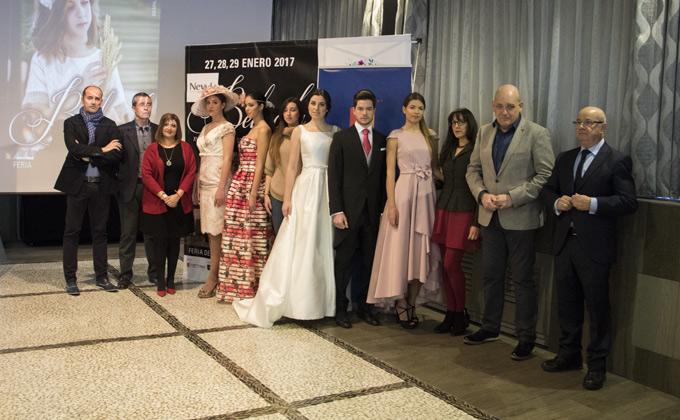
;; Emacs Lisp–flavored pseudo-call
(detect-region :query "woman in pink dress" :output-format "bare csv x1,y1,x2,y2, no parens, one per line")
367,92,441,329
217,91,273,302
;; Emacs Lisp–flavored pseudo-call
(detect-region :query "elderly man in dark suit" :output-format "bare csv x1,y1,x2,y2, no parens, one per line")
464,84,554,360
328,89,387,328
541,106,637,390
116,93,158,288
55,85,123,295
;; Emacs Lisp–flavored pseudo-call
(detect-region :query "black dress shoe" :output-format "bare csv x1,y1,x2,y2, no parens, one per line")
335,312,352,329
541,356,583,372
583,370,606,390
117,277,132,289
65,281,80,296
434,311,455,333
95,278,119,292
463,329,498,345
511,341,535,361
357,309,381,326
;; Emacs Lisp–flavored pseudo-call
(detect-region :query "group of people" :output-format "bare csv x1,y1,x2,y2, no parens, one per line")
55,82,637,392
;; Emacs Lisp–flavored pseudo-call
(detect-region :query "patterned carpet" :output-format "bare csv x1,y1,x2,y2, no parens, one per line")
0,260,496,419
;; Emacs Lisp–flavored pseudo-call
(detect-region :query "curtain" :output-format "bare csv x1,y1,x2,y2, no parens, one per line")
394,0,428,92
423,0,635,164
631,0,680,198
272,0,368,41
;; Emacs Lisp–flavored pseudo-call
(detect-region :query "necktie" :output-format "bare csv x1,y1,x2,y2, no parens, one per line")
139,126,149,133
362,128,371,158
574,149,590,185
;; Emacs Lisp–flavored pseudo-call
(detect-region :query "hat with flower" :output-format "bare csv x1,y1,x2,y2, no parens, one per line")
190,85,240,117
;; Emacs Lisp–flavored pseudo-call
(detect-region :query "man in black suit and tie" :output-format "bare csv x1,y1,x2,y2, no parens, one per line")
328,89,386,328
54,85,123,295
541,106,637,390
116,93,158,288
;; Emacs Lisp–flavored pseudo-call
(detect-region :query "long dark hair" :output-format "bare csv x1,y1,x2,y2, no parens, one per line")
246,91,275,130
402,92,437,166
439,108,478,167
306,88,332,115
268,97,302,167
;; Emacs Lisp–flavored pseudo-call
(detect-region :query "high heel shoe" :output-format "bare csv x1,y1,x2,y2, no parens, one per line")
394,302,418,329
166,288,176,295
157,290,166,297
197,283,217,298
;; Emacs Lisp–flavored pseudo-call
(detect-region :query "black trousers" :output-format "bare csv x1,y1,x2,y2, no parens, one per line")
334,207,378,313
480,213,538,343
555,234,611,372
63,182,111,282
118,181,157,281
146,235,181,291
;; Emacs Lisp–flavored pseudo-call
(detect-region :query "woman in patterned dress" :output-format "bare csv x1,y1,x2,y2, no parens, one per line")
192,86,239,298
217,92,274,302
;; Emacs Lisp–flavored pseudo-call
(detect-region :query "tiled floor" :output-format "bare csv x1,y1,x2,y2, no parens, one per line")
0,260,488,419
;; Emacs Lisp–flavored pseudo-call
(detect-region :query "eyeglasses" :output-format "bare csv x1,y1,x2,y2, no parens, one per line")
493,103,519,112
572,120,605,128
451,121,467,127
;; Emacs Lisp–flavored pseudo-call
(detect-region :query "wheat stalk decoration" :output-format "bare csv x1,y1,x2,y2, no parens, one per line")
99,14,122,89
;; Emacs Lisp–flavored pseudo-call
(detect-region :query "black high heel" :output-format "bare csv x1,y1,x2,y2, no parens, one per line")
407,304,420,328
394,302,418,329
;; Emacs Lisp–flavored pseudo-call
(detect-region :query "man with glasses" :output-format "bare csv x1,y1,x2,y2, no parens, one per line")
116,93,158,288
541,106,637,390
465,84,554,361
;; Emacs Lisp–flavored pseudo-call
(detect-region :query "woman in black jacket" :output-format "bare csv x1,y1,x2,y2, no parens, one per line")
432,108,480,335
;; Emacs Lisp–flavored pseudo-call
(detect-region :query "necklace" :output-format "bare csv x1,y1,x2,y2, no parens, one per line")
160,143,176,166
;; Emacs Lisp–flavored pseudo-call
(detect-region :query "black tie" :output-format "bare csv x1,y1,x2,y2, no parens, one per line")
574,149,590,186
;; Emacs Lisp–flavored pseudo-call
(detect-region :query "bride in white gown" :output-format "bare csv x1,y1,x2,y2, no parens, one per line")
234,90,338,328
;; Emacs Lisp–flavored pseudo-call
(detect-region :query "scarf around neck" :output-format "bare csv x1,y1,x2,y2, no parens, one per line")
79,107,104,145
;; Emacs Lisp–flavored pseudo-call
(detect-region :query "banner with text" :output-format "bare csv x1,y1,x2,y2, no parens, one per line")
317,35,412,135
182,40,317,281
185,40,318,143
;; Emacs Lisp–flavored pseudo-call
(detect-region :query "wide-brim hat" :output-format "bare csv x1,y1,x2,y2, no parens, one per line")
191,85,240,117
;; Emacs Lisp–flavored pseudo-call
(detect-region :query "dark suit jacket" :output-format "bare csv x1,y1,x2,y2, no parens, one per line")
328,126,387,246
54,113,122,195
437,142,477,213
117,120,159,202
542,141,638,264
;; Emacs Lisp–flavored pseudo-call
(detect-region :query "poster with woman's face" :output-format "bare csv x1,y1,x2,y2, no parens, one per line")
4,0,160,189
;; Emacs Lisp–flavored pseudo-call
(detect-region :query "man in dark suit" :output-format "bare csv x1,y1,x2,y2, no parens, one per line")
465,84,554,361
55,85,123,295
541,106,637,390
116,93,158,288
328,89,386,328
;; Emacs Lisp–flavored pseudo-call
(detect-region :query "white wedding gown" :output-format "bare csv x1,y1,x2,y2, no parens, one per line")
233,125,337,328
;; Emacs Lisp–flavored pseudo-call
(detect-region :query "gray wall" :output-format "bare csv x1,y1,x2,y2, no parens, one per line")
155,0,272,118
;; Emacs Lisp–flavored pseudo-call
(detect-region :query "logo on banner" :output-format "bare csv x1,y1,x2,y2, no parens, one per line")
349,57,376,66
186,73,220,102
